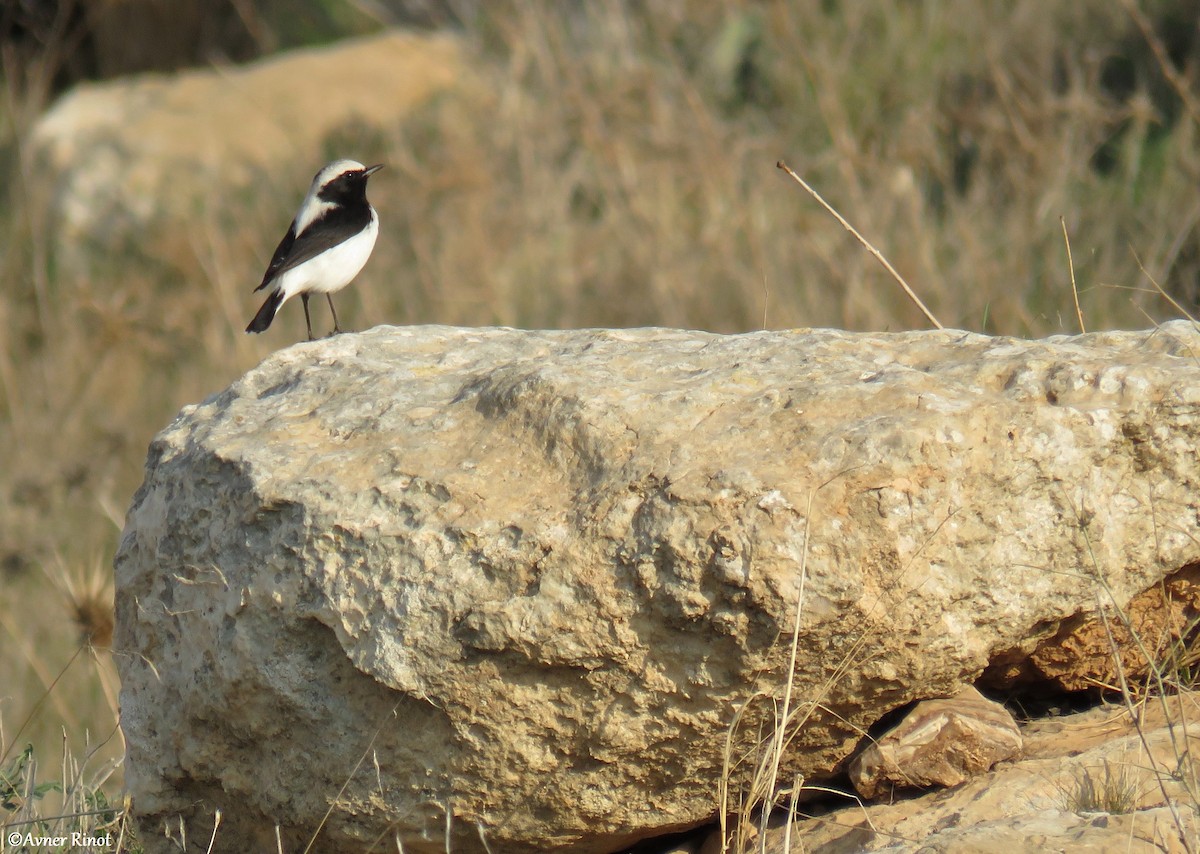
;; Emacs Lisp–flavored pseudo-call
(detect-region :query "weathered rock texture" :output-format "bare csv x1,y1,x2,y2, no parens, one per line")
848,686,1021,798
114,323,1200,853
31,30,465,268
757,693,1200,852
986,563,1200,692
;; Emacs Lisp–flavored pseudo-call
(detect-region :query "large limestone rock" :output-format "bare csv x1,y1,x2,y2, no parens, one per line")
114,322,1200,852
30,30,466,268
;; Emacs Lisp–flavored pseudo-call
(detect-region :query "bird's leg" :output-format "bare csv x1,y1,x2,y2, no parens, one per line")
327,294,342,336
302,294,314,341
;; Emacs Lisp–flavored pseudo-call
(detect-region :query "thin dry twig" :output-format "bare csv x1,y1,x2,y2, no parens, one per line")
1130,247,1199,324
204,809,223,854
303,703,402,854
1095,592,1194,852
776,160,943,329
1061,217,1085,333
1062,487,1197,850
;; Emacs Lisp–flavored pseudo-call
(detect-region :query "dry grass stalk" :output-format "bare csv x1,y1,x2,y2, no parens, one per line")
1061,217,1085,333
776,160,943,330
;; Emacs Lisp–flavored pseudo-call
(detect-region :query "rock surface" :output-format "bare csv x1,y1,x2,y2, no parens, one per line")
114,323,1200,852
986,563,1200,692
848,685,1022,799
31,29,465,269
756,694,1200,852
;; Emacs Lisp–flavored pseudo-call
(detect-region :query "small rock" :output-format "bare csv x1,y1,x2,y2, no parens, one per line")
849,686,1022,799
765,697,1199,852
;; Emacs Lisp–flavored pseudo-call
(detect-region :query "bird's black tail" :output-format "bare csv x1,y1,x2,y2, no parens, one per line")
246,289,284,333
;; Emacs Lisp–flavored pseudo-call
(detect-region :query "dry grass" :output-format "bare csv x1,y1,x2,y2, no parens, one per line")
1058,758,1143,815
2,0,1200,847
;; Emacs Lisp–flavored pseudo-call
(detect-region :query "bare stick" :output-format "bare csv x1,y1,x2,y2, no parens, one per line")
1061,217,1085,333
204,810,223,854
776,160,943,329
1131,247,1199,324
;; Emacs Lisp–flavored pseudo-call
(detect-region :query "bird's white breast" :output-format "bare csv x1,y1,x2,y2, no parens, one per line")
277,211,379,301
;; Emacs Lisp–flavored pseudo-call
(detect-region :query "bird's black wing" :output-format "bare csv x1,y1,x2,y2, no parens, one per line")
254,224,296,292
253,206,372,292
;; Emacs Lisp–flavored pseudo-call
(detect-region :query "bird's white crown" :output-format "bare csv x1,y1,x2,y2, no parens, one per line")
312,159,367,190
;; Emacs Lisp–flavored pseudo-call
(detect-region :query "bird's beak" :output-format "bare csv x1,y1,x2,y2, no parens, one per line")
363,164,384,177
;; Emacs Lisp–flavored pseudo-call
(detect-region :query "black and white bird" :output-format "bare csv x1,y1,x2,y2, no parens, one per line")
246,159,383,340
